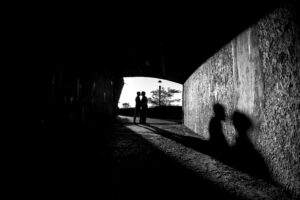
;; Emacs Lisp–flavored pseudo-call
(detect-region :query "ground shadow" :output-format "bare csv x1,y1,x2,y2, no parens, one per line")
138,108,271,182
33,117,247,199
26,119,114,198
139,123,244,179
109,123,244,200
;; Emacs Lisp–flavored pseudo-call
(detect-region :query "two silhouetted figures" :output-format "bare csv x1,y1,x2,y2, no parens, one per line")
133,91,148,124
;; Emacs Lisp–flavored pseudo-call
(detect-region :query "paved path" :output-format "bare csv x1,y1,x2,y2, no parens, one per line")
104,115,295,200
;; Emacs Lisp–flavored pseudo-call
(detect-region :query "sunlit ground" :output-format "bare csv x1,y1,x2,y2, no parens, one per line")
118,77,183,108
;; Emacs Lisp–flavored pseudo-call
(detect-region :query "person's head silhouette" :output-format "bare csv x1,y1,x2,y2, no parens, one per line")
213,103,225,120
142,91,146,96
232,111,252,135
137,91,141,96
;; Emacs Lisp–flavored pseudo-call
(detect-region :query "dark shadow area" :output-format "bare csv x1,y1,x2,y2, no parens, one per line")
25,116,245,199
22,116,115,198
27,105,271,199
108,123,245,200
230,111,271,180
138,124,228,165
208,103,229,157
138,111,271,183
207,104,270,180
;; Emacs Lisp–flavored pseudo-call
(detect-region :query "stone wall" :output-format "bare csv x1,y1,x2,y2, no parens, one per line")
183,4,299,196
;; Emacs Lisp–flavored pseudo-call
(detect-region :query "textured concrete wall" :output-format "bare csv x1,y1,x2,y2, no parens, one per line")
183,5,299,196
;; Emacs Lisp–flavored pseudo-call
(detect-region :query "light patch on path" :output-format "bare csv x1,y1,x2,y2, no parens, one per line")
115,115,295,200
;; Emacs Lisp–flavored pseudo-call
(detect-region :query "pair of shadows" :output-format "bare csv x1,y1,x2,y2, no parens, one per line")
209,104,270,180
139,104,271,182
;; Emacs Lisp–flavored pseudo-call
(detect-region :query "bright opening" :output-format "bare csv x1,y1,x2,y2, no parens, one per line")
118,77,183,108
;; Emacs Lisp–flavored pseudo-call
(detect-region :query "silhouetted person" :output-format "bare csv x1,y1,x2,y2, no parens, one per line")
140,91,148,124
208,103,228,156
231,111,270,180
133,92,141,124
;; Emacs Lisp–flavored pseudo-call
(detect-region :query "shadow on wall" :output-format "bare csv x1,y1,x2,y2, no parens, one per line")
208,104,270,180
230,111,269,179
208,104,228,157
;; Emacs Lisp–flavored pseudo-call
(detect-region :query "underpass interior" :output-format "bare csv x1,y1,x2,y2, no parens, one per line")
26,2,300,199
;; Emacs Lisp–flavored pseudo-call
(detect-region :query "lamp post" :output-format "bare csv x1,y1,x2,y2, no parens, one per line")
158,80,162,106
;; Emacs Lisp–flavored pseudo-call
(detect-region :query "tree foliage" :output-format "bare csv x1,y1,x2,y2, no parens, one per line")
149,87,181,106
